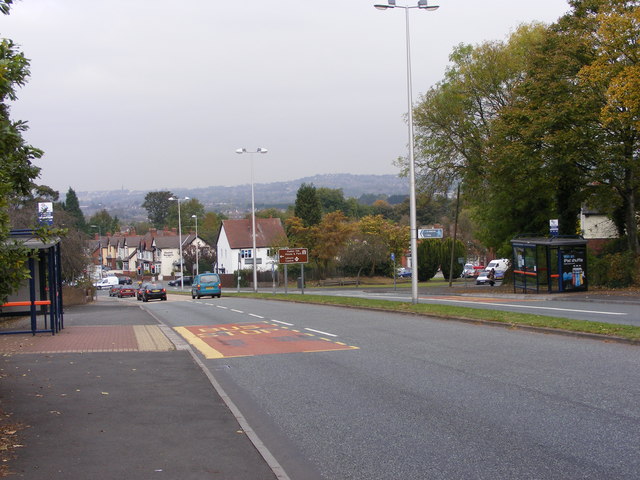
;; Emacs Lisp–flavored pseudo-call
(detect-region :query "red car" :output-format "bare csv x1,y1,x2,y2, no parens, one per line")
117,286,137,298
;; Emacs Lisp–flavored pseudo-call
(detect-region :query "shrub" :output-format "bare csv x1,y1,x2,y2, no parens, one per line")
589,252,640,288
417,240,440,281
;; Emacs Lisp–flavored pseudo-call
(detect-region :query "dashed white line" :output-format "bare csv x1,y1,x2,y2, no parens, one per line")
216,305,228,310
271,320,294,326
231,309,244,314
304,328,337,337
249,313,265,319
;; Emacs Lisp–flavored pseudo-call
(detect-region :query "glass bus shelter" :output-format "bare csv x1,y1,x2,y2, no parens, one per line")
510,235,588,294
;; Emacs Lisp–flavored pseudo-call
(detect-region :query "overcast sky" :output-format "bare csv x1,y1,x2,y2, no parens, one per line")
3,0,570,194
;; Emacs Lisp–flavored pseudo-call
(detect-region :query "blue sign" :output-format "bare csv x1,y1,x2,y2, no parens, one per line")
418,228,443,239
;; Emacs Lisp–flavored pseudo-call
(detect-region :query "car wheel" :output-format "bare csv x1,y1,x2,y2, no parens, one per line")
162,296,166,301
143,296,148,302
196,295,201,299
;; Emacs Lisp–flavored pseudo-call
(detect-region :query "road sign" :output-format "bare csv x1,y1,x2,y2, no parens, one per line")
278,248,309,264
418,228,443,239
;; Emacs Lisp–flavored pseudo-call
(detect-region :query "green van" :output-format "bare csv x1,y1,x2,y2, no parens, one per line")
191,272,222,299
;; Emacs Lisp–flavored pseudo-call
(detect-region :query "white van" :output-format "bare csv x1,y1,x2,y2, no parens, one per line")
476,258,510,285
93,276,119,290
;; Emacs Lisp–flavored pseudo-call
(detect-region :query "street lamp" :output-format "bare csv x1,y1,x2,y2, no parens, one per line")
168,196,190,289
374,0,439,304
235,147,268,293
90,224,103,277
191,214,199,277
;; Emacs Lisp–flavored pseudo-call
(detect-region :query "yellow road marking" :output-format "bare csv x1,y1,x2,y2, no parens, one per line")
174,326,224,359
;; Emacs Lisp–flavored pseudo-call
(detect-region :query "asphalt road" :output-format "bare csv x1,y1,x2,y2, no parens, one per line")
136,294,640,480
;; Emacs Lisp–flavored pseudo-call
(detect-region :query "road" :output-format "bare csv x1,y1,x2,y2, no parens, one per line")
131,293,640,480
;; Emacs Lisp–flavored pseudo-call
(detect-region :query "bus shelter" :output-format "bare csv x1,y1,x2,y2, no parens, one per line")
510,235,588,294
0,229,63,335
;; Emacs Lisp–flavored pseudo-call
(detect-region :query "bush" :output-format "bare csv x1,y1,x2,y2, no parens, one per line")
589,251,640,288
439,238,466,281
417,240,440,281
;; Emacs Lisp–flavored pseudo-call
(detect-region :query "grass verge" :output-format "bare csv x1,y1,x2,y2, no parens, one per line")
221,292,640,343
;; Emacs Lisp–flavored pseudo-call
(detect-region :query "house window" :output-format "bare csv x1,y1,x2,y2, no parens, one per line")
241,249,252,258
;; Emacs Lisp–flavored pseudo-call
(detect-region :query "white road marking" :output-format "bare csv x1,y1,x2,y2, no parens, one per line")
305,328,337,337
271,320,294,326
216,305,228,309
231,309,244,314
249,313,264,319
431,298,627,316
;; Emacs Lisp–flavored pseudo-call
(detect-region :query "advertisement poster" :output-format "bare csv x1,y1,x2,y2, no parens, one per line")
561,248,587,291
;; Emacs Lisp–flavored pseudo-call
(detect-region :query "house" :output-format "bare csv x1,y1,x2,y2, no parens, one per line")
216,218,287,274
580,206,618,253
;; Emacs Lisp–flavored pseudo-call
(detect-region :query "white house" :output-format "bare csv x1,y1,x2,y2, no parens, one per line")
216,218,286,274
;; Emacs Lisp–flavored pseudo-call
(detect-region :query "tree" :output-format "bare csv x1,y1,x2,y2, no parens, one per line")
142,191,174,228
0,7,45,303
88,209,119,236
439,238,466,282
199,211,225,247
316,187,348,214
61,187,86,230
310,211,354,278
417,240,440,282
166,198,205,231
294,183,322,227
574,0,640,253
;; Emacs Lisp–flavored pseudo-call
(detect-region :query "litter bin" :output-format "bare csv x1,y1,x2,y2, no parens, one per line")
297,277,305,288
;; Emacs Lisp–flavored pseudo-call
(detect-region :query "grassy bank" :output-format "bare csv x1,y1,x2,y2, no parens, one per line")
221,291,640,343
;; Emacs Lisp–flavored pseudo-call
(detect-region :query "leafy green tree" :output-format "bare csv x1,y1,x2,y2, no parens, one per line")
316,187,348,214
439,238,466,281
294,183,322,227
142,191,174,228
417,240,440,282
61,187,86,230
88,209,119,236
199,211,225,247
0,6,45,303
166,198,205,231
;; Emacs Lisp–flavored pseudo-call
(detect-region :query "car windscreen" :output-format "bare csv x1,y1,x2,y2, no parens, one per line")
199,274,219,283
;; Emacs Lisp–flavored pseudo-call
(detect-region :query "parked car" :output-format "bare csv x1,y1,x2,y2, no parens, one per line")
117,276,133,285
191,272,221,299
94,276,119,290
109,284,122,297
168,276,193,287
117,285,136,298
462,264,485,278
397,268,412,278
140,282,167,302
476,259,510,285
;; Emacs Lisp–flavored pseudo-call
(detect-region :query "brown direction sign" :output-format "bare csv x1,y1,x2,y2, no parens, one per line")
278,248,308,264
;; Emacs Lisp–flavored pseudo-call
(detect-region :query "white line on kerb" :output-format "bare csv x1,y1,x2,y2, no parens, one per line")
305,328,337,337
432,299,627,316
249,313,264,319
271,320,294,326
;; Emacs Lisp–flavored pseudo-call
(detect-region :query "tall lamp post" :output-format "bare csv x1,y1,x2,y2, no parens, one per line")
191,214,199,277
374,0,439,304
235,147,268,293
90,224,102,277
168,196,190,289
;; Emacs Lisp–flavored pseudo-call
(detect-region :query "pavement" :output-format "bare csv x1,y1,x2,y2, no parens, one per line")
0,299,279,480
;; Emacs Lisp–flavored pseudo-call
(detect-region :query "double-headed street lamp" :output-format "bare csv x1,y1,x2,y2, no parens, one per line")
191,214,199,277
235,147,268,293
374,0,439,304
168,196,190,288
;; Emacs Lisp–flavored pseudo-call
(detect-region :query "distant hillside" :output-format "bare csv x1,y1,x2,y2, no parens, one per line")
78,173,408,220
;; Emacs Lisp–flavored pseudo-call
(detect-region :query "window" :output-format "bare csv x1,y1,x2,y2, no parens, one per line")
241,249,252,258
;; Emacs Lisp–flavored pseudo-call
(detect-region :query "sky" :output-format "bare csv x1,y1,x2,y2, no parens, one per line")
2,0,571,194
